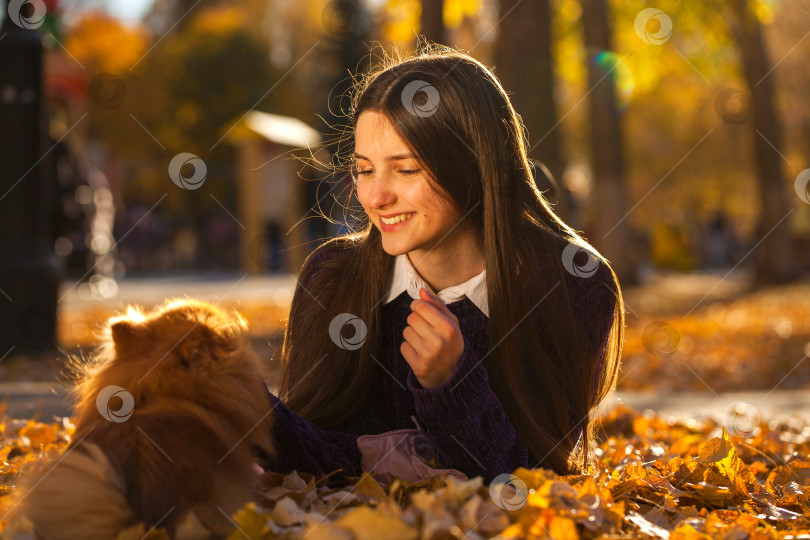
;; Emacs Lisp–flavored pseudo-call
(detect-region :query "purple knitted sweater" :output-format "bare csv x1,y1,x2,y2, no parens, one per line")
260,246,617,488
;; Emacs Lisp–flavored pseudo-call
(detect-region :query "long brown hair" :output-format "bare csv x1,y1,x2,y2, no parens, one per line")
278,43,624,475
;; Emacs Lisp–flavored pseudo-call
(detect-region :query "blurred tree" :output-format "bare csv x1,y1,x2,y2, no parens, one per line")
57,0,810,275
64,12,148,72
380,0,420,44
767,1,810,164
65,7,275,160
64,5,278,271
139,5,275,269
63,11,149,163
380,0,488,54
145,7,273,151
420,0,446,45
494,0,569,222
727,0,796,285
766,1,810,270
143,0,272,45
553,1,753,272
580,0,637,285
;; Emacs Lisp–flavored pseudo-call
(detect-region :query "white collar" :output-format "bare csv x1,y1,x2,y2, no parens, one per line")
382,253,489,317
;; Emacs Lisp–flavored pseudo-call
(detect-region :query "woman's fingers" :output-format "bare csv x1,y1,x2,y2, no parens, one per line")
411,292,456,340
418,288,455,319
402,324,425,352
400,339,418,363
406,309,434,340
401,334,433,382
402,288,465,388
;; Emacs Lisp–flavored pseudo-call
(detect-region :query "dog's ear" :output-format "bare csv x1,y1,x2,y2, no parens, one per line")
110,320,144,347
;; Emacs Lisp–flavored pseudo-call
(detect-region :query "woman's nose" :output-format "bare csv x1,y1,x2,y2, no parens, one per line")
367,174,396,208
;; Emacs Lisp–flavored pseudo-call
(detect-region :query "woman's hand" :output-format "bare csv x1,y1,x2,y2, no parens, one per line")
401,287,465,389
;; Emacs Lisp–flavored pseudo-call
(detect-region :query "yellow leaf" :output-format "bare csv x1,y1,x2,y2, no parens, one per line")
18,421,58,449
671,519,712,540
302,522,354,540
696,428,756,493
351,471,389,502
547,514,579,540
512,467,558,491
228,502,270,539
333,506,417,540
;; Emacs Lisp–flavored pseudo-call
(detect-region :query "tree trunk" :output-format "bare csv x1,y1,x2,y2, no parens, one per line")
728,0,796,285
579,0,638,285
420,0,446,46
494,0,570,223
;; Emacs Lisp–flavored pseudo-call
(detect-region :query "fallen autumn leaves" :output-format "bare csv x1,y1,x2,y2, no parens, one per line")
1,402,809,539
619,282,810,393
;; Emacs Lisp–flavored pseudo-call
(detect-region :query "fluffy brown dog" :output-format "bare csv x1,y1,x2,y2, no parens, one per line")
12,298,276,539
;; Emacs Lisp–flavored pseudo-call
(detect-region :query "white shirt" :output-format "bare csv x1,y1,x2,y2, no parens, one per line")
382,253,489,317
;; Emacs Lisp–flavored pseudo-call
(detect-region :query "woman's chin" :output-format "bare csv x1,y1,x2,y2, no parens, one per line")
382,246,407,257
380,239,409,257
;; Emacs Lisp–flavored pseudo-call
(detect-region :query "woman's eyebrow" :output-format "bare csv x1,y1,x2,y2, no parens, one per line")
353,152,415,161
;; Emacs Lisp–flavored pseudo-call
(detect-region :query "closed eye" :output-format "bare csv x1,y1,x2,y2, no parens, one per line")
356,169,420,176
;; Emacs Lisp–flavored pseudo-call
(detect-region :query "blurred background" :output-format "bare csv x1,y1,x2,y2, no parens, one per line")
1,0,809,420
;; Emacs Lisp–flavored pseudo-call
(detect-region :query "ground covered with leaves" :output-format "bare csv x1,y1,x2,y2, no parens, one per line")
1,402,810,539
619,280,810,393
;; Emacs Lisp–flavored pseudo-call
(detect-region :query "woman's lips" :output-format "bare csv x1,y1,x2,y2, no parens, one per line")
380,213,414,232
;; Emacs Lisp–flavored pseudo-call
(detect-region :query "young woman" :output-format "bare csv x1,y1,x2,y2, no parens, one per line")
261,44,624,488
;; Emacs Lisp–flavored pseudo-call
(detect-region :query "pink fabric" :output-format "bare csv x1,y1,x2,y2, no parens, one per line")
356,415,468,487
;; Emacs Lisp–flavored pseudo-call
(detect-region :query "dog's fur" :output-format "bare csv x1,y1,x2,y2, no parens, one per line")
12,298,275,539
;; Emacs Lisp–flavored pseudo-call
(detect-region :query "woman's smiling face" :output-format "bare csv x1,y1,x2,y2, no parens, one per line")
353,110,462,257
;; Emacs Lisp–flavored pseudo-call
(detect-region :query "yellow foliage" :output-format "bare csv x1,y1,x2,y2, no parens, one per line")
752,0,776,24
189,6,247,36
63,12,148,73
382,0,421,44
444,0,483,30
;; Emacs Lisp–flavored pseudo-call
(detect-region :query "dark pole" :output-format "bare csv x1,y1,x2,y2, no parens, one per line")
420,0,446,46
0,0,60,354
